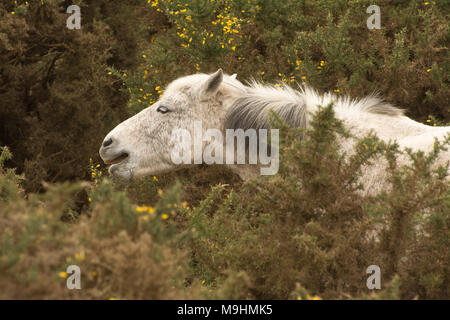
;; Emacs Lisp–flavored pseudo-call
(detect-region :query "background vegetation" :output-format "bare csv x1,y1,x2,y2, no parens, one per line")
0,0,448,299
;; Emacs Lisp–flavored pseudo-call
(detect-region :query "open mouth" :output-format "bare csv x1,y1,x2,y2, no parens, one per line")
104,152,129,165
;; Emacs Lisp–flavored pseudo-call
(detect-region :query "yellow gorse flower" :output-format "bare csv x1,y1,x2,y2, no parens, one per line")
136,206,147,212
136,205,155,214
75,251,85,261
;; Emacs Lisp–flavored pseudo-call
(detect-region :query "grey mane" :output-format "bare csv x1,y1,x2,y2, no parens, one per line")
357,95,405,116
224,81,404,131
224,83,307,131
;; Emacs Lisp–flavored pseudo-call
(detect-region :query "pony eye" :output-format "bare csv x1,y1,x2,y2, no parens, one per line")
156,105,170,114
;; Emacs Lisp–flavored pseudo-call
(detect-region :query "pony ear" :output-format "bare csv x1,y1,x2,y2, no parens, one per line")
230,73,237,79
202,69,223,96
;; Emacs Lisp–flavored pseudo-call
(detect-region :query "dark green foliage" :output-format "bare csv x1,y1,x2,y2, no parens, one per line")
0,0,153,191
183,105,449,299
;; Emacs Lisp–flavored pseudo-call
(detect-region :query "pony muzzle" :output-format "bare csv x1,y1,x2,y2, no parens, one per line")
103,152,129,165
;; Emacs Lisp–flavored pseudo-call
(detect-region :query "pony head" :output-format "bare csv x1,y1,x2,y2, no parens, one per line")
99,69,245,181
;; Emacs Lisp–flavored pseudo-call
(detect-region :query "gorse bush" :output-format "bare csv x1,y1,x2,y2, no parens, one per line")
1,104,448,299
0,147,23,204
183,105,447,299
128,0,449,119
0,146,196,299
0,0,159,191
0,1,127,191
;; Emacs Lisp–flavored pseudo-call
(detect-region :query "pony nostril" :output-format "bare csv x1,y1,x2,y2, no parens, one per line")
103,138,113,148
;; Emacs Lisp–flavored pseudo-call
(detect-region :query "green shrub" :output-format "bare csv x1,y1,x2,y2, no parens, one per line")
1,100,448,299
123,0,449,121
0,148,196,299
181,105,449,299
0,0,156,191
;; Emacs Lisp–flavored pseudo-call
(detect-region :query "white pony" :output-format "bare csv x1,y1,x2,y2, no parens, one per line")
99,69,449,195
